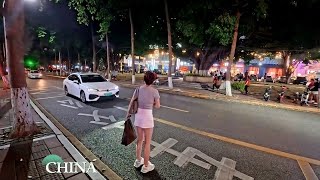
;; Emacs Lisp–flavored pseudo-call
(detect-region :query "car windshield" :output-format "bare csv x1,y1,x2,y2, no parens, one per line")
80,75,106,83
31,70,39,73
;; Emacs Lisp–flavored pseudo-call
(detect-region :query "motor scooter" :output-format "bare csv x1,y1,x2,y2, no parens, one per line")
300,88,311,106
263,86,272,101
153,78,160,86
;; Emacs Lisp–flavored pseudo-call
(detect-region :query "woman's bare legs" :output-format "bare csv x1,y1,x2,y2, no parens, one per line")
136,127,144,161
143,128,153,166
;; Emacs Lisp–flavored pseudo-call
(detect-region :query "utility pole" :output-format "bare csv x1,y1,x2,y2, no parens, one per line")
129,8,135,84
59,51,61,76
164,0,173,88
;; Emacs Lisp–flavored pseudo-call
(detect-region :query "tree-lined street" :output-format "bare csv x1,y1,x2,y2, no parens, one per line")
25,75,320,179
0,0,320,179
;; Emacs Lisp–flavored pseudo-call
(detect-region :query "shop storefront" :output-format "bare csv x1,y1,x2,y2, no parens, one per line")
246,58,284,78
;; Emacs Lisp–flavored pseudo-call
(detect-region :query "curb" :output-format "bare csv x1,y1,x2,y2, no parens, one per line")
29,95,122,180
119,83,320,114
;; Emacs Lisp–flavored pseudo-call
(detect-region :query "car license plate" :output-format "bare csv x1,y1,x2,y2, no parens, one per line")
104,92,112,96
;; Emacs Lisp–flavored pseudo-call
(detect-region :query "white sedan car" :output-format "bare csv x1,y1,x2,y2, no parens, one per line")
63,73,119,103
28,70,43,79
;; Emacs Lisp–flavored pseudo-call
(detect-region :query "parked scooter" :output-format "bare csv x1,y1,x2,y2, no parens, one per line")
277,86,287,103
300,88,311,106
263,86,272,101
153,78,160,86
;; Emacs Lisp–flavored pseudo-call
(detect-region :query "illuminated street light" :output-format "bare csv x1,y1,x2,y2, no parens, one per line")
182,49,186,53
196,52,200,56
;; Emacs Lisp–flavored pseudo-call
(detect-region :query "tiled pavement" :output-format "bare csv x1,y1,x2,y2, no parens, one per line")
0,91,92,180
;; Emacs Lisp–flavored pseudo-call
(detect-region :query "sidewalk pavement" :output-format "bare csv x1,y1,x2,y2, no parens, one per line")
0,91,106,179
117,81,320,114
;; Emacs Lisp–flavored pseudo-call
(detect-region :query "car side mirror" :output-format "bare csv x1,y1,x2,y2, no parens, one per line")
73,80,80,84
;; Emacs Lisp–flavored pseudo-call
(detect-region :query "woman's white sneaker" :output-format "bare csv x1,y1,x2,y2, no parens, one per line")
141,162,155,173
134,158,144,168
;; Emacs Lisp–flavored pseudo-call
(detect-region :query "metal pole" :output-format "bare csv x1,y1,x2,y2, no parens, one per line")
318,87,320,108
85,59,87,72
59,51,61,76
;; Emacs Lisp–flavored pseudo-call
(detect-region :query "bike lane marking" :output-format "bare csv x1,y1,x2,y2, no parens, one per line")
35,95,65,100
154,118,320,166
113,105,319,179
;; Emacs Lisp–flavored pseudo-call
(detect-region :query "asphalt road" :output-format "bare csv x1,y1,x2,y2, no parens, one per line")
26,76,320,180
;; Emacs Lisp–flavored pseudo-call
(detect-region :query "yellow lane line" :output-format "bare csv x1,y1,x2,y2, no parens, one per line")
154,118,320,166
298,160,319,180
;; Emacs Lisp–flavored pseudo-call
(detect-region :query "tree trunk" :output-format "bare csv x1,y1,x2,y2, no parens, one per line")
129,8,135,84
173,57,177,73
0,46,9,89
226,10,241,96
3,0,38,138
164,0,173,88
105,33,111,80
91,23,97,72
282,51,291,84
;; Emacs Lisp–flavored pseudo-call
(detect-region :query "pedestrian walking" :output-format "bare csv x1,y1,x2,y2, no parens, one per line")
245,78,250,95
127,71,160,173
263,73,267,83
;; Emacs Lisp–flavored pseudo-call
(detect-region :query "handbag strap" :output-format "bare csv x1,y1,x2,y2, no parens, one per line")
135,87,140,99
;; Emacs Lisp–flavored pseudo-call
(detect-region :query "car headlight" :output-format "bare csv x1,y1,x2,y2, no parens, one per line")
115,86,119,90
88,88,99,92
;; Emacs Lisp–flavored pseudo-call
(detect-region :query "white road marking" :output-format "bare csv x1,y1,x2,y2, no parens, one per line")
75,101,83,108
114,106,127,111
150,138,211,170
298,160,319,180
150,138,254,180
215,157,237,180
31,91,50,95
102,121,125,130
53,86,63,90
78,110,115,122
60,104,78,109
90,121,109,125
57,99,74,105
35,95,65,100
57,99,83,109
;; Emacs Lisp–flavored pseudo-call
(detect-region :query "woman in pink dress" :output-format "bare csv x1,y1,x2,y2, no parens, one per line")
127,71,160,173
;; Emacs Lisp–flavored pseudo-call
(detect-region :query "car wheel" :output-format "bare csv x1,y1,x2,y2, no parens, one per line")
64,86,69,96
80,91,86,103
